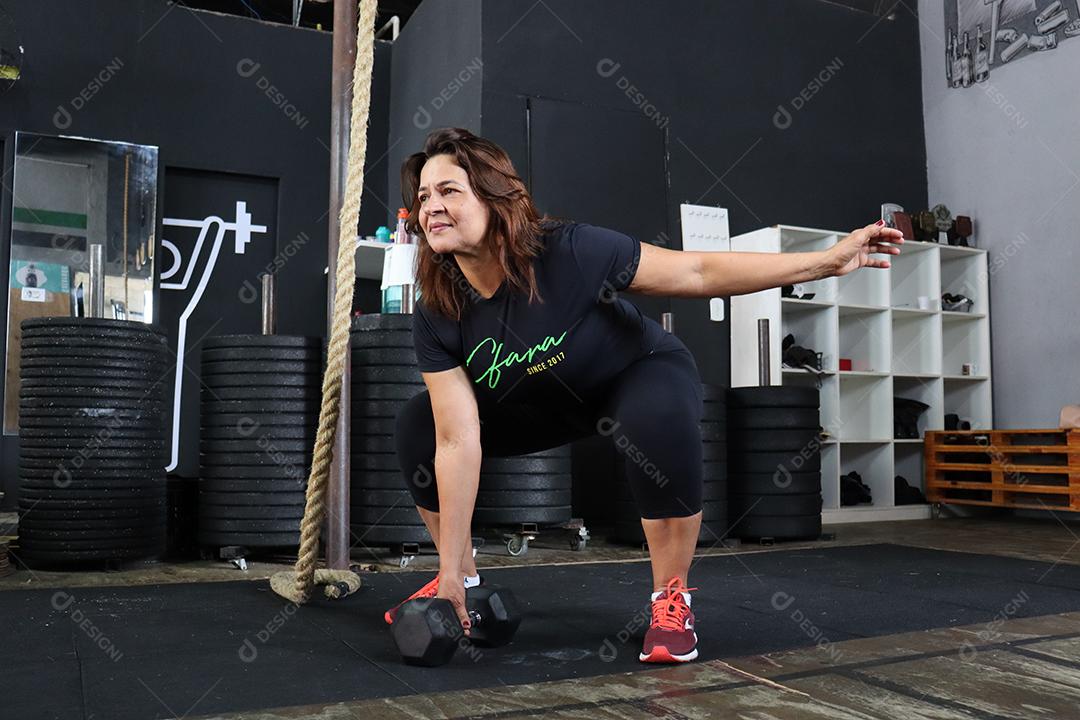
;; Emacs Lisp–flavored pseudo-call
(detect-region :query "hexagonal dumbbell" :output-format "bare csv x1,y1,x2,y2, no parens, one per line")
391,585,522,666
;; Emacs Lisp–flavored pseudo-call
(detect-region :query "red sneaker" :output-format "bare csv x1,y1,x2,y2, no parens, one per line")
639,577,698,663
384,575,440,625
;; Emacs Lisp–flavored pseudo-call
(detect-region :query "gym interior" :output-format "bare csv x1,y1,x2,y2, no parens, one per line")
2,0,1080,718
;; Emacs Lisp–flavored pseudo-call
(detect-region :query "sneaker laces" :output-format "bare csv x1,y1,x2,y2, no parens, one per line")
650,577,698,632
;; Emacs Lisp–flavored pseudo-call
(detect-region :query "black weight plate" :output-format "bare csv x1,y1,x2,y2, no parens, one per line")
19,457,165,471
349,471,412,490
19,424,165,438
199,482,307,496
201,424,316,439
702,384,725,401
18,378,168,392
474,489,572,507
198,518,301,532
350,401,411,418
729,408,819,430
347,525,432,547
702,444,727,461
19,368,166,384
728,472,822,495
350,314,413,332
350,384,426,401
200,440,312,454
480,456,573,473
17,539,166,554
19,450,166,464
201,335,320,349
350,349,417,366
728,387,820,409
478,472,573,490
199,490,307,506
18,407,164,421
729,493,822,517
350,367,423,384
18,486,166,500
200,372,321,388
18,506,165,521
729,451,821,474
196,531,300,547
18,516,164,532
348,330,414,348
700,422,724,442
200,465,308,480
350,506,424,525
729,430,820,452
352,436,396,453
198,504,303,520
200,413,319,427
472,506,572,525
351,489,413,505
18,357,165,373
19,438,168,452
19,346,166,363
17,494,166,508
202,387,316,402
21,316,165,332
17,525,166,540
200,452,310,466
20,332,166,348
701,404,725,422
200,351,321,367
201,360,322,375
201,400,321,414
727,514,822,540
19,401,167,416
354,419,399,436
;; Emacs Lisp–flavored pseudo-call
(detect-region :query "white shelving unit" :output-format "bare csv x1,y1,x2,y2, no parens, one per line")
730,225,992,524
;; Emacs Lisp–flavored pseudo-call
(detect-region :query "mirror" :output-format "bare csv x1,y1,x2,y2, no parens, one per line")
4,131,160,433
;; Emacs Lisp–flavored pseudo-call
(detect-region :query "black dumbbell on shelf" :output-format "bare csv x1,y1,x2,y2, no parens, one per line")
391,585,522,666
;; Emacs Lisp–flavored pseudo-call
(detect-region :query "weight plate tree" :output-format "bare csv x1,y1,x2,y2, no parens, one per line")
197,335,321,549
726,386,823,540
17,318,170,566
613,384,729,545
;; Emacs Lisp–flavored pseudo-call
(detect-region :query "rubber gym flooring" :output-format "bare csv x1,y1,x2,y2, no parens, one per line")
6,542,1080,720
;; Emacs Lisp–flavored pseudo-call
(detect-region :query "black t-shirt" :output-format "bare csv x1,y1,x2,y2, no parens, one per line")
413,222,676,409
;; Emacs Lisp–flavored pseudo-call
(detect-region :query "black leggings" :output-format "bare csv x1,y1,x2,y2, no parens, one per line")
395,347,704,519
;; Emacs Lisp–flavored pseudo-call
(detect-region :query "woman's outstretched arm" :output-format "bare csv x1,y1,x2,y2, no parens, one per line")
630,221,904,298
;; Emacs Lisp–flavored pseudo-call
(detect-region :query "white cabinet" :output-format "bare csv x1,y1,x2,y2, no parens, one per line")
730,225,992,524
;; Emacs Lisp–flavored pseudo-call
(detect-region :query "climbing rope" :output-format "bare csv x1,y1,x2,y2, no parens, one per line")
270,0,377,604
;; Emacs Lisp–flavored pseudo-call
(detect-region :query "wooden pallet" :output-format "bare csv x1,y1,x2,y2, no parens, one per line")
925,429,1080,511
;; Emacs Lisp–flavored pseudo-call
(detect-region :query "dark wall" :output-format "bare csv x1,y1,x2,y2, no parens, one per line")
386,0,483,210
0,0,391,505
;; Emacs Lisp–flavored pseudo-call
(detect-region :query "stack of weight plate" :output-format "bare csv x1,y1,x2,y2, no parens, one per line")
474,447,572,527
17,317,169,566
727,386,823,540
614,384,728,545
350,314,432,546
198,335,321,550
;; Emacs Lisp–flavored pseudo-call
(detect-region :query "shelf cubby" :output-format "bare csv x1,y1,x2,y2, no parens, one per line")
838,306,890,373
893,312,942,376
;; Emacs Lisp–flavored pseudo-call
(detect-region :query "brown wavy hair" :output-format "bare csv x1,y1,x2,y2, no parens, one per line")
400,127,563,320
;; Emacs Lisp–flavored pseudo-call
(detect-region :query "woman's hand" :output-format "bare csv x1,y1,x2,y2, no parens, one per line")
827,221,904,278
437,569,471,637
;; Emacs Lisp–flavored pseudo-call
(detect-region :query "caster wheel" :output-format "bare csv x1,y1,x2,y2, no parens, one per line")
507,536,528,556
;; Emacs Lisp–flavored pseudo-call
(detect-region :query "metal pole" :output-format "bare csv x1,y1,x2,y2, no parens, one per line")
757,318,771,387
261,274,275,335
88,244,105,318
325,0,356,570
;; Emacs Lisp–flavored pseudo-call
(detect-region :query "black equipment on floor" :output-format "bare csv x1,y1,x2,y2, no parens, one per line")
197,335,322,549
16,317,170,565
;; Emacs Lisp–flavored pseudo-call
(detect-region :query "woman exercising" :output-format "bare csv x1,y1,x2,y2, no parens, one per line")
386,127,903,663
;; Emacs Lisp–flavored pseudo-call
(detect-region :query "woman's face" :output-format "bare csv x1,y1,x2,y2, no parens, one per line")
417,153,490,256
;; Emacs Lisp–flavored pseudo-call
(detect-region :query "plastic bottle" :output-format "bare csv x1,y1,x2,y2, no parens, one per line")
375,225,391,243
381,208,410,313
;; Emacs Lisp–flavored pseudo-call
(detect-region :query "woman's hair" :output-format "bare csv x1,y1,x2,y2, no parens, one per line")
400,127,562,320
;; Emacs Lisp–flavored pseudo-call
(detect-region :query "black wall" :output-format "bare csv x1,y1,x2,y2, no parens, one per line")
0,0,391,505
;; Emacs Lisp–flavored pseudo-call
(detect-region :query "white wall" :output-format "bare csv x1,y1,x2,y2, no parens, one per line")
919,0,1080,428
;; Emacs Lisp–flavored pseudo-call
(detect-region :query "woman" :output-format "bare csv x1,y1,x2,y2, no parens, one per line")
387,127,902,664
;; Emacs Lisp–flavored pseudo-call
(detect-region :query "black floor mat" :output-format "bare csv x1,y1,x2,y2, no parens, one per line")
5,543,1080,720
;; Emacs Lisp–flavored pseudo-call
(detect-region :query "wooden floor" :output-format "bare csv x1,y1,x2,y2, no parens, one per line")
4,513,1080,718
